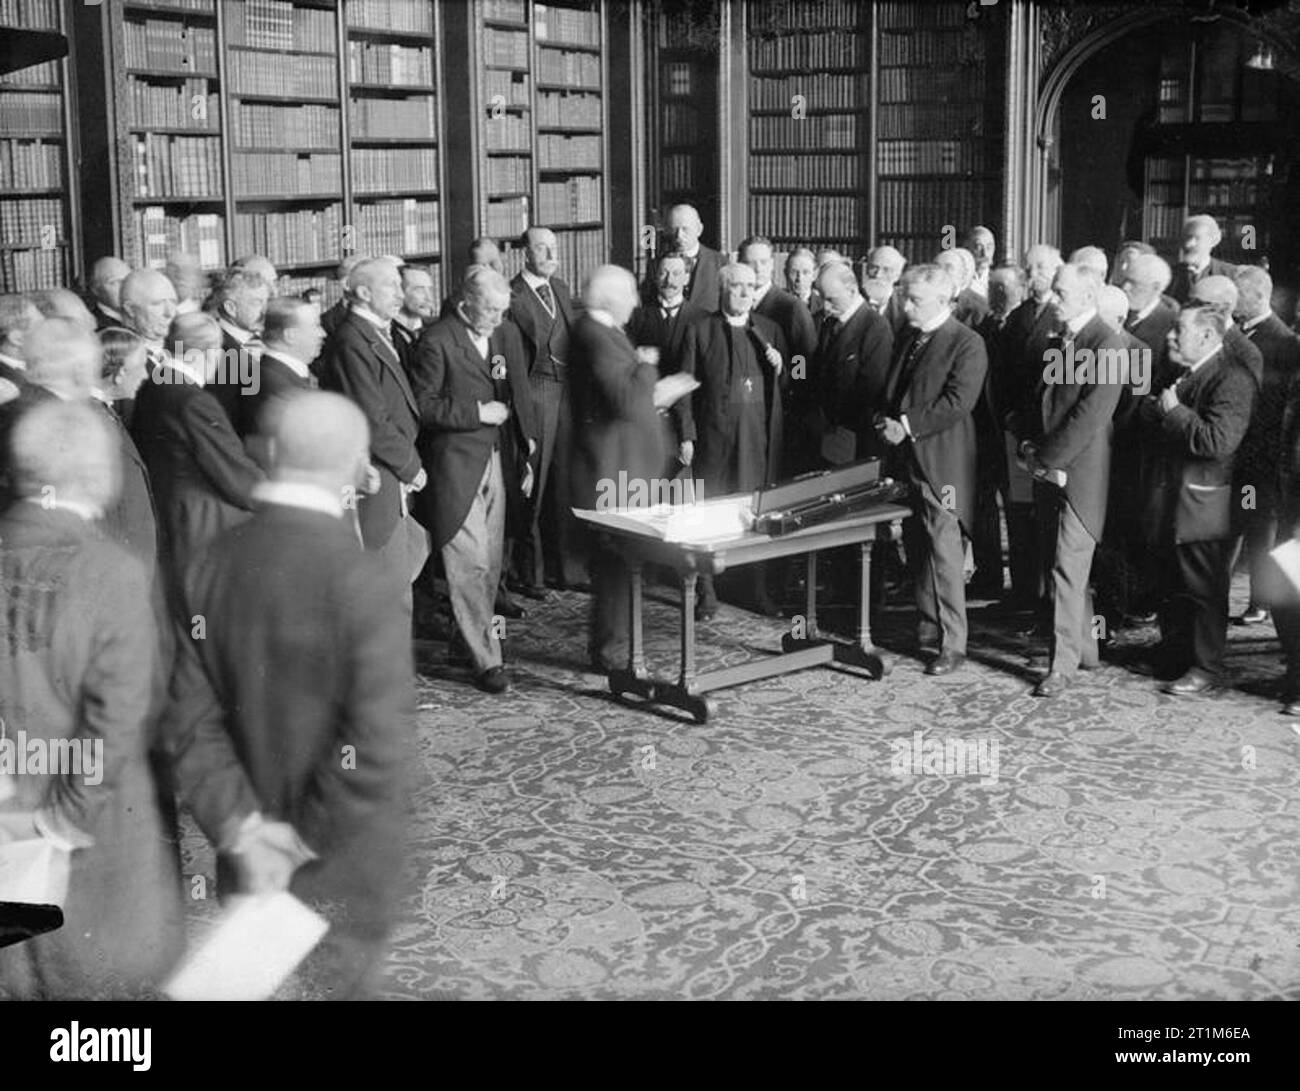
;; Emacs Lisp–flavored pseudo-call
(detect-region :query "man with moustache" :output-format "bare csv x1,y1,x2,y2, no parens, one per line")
234,296,325,457
742,235,816,368
875,264,988,674
965,226,996,299
1121,252,1178,388
935,248,989,330
1016,264,1125,697
661,204,725,314
392,264,437,374
1168,214,1236,305
784,247,821,315
864,245,908,335
206,268,269,422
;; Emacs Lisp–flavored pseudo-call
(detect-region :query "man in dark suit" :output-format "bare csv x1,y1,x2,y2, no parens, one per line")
1168,214,1236,305
1232,265,1300,625
784,247,822,316
1017,263,1125,697
570,266,672,670
166,392,413,999
317,258,429,614
742,235,816,367
392,264,436,376
411,267,537,694
864,245,908,335
1120,252,1178,389
507,226,582,596
118,268,180,367
234,296,324,454
662,203,725,314
86,256,131,331
676,261,788,619
807,259,895,470
0,399,184,999
626,253,708,478
936,248,990,330
319,255,363,341
876,264,988,674
966,226,996,299
1138,305,1258,694
206,267,269,422
1190,275,1264,387
0,292,41,386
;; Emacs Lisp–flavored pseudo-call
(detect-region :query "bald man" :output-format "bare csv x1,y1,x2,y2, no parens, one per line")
321,254,364,339
507,226,583,594
318,257,429,610
661,203,725,313
0,399,184,998
32,287,97,333
117,268,179,365
88,255,131,331
1169,214,1235,305
166,390,413,999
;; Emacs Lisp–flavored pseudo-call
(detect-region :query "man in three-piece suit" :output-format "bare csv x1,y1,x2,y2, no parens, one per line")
206,268,269,423
166,392,413,999
876,264,988,674
234,295,323,455
412,266,537,694
570,266,670,670
1168,214,1236,306
0,400,184,999
507,226,583,595
317,258,429,612
1017,263,1125,697
1138,304,1258,694
1232,265,1300,624
662,203,725,314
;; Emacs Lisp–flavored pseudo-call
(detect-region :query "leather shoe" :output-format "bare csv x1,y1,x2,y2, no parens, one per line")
925,650,965,676
493,596,525,620
1161,668,1216,696
695,601,718,622
476,666,510,694
1233,606,1269,626
1282,701,1300,717
1033,670,1070,697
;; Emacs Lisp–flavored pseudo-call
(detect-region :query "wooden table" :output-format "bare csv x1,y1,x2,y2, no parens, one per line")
575,502,912,722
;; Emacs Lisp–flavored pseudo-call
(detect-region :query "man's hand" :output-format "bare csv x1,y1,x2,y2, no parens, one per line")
678,440,694,466
763,344,783,374
228,820,314,895
876,417,906,446
635,345,660,367
521,462,535,500
1158,385,1180,414
360,463,381,496
478,400,510,426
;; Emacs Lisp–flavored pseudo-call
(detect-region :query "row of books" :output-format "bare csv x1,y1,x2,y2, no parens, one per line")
484,69,531,106
1145,203,1195,244
486,155,531,194
347,42,434,87
750,73,869,111
0,0,59,30
229,51,336,98
232,103,339,149
878,67,978,103
538,175,600,225
877,140,988,175
134,207,225,270
749,32,868,71
878,32,980,68
280,273,343,305
232,152,342,196
484,0,526,22
1187,181,1265,209
534,4,600,47
0,91,62,135
537,134,600,170
537,91,601,129
746,0,867,32
0,138,62,189
877,102,983,139
876,0,972,29
749,115,859,150
498,245,526,279
486,196,530,240
1146,157,1182,183
132,133,223,198
0,198,64,247
352,146,438,193
661,103,701,145
222,0,335,54
484,114,531,151
484,28,529,69
0,60,60,86
126,0,214,11
234,204,343,265
127,77,219,131
747,194,863,239
346,0,433,35
549,227,604,282
536,48,600,88
749,152,863,189
0,248,64,293
660,152,694,194
123,21,217,74
352,198,441,256
877,179,993,237
351,95,437,140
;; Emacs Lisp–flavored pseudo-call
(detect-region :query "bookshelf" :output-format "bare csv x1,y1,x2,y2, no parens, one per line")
1143,154,1274,266
0,0,75,292
475,0,608,286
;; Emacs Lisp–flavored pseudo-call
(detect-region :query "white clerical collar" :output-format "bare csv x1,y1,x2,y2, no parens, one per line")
262,347,311,379
1242,311,1272,332
522,269,550,292
217,317,254,345
163,354,206,387
836,294,865,324
916,307,951,334
25,495,102,521
1065,308,1097,336
588,309,618,328
1187,346,1221,374
251,480,344,519
723,312,749,328
0,350,25,371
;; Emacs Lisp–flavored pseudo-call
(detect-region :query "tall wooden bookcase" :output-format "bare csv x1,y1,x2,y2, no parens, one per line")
0,0,78,292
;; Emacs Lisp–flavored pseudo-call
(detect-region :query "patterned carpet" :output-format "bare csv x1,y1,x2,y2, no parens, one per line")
185,572,1300,1000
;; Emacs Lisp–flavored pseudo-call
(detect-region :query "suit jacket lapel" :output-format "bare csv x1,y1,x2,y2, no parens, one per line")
358,317,417,414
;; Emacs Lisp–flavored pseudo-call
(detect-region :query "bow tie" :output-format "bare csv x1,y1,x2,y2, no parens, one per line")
660,304,681,319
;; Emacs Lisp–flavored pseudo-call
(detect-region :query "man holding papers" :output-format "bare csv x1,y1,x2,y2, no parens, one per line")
166,391,414,998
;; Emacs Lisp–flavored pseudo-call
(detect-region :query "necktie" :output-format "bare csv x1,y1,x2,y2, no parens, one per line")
895,332,930,406
682,253,697,277
536,281,554,316
1184,262,1201,285
661,304,680,321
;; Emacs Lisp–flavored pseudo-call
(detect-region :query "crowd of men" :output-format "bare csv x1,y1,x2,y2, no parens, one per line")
2,201,1298,1000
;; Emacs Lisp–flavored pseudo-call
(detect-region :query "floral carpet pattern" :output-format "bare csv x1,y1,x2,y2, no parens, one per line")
186,576,1300,1000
